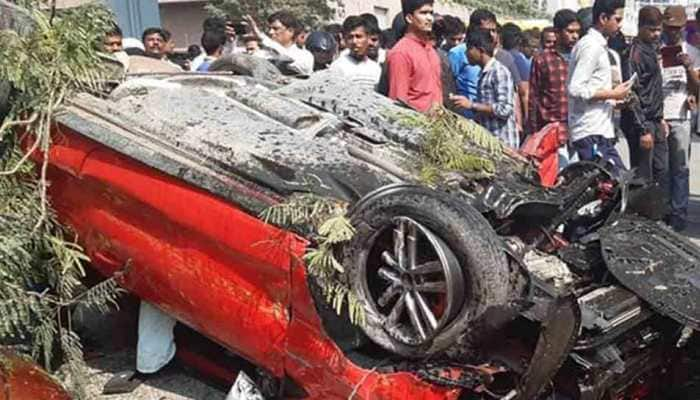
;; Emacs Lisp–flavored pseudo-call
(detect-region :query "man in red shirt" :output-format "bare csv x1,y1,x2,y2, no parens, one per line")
386,0,443,113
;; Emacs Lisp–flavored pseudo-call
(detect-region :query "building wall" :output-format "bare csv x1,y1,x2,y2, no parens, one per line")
159,1,208,47
157,0,474,50
337,0,472,29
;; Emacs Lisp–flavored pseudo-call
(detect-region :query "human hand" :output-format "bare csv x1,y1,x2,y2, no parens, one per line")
661,120,670,138
611,81,632,101
640,133,654,150
679,53,692,69
225,22,237,42
243,15,262,38
449,94,472,110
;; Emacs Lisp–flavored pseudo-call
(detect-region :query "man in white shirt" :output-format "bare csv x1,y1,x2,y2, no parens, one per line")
330,15,381,89
567,0,632,172
244,11,314,76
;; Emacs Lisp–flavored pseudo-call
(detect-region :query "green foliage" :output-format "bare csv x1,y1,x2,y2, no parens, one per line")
206,0,337,29
261,194,363,325
0,153,125,398
392,108,530,185
0,1,123,398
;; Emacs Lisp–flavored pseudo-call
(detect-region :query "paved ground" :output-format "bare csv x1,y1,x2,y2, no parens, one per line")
77,301,228,400
84,136,700,400
84,350,226,400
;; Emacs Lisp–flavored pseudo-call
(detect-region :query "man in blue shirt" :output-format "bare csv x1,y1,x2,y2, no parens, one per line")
448,10,497,118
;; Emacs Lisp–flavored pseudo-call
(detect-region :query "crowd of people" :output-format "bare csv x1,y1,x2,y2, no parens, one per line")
96,1,700,396
102,0,697,235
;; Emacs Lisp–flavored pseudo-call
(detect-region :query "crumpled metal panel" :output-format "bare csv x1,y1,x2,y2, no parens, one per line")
600,215,700,329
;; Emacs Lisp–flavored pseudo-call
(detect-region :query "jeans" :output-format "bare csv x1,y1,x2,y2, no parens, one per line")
667,119,691,221
571,135,625,175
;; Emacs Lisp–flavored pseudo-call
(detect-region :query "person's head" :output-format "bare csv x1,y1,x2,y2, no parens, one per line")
577,7,594,35
201,29,226,57
360,13,380,31
434,15,466,50
103,24,123,53
401,0,434,35
267,11,302,47
342,15,371,60
637,6,662,44
203,16,227,34
541,26,557,49
323,23,344,51
296,27,310,48
592,0,625,37
161,29,175,55
465,28,496,66
553,9,581,50
305,31,337,70
242,35,260,54
501,22,522,51
468,9,497,42
142,27,165,57
391,12,407,40
187,44,201,60
663,5,687,45
360,14,382,60
521,32,537,58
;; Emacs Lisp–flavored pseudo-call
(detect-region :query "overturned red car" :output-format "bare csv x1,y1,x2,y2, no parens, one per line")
37,69,700,399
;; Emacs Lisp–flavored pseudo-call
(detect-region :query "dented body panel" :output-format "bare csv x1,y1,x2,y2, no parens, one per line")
45,125,460,399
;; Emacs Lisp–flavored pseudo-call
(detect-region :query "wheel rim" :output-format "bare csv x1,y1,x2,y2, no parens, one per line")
361,217,465,347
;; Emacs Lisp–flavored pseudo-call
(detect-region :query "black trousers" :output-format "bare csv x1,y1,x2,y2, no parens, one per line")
625,119,669,188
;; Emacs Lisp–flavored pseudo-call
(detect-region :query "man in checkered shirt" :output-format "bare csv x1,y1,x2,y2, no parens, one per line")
450,28,518,148
528,9,581,135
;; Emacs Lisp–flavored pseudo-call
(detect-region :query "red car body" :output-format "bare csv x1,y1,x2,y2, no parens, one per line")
44,123,461,399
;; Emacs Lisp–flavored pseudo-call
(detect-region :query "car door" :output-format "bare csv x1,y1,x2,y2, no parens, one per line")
47,126,293,376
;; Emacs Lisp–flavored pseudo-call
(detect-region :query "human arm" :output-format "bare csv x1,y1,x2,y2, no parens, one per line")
387,51,412,104
449,94,495,115
456,67,513,118
243,15,286,55
679,52,700,95
568,42,631,102
518,81,529,125
527,56,542,134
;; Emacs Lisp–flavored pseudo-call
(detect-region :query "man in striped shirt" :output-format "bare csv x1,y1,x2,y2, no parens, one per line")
451,29,518,148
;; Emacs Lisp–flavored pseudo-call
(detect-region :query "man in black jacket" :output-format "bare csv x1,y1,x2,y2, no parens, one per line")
622,6,668,188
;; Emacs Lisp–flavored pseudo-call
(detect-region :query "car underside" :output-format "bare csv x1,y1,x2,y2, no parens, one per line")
16,67,700,399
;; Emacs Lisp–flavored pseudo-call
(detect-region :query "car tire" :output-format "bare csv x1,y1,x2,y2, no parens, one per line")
343,184,511,358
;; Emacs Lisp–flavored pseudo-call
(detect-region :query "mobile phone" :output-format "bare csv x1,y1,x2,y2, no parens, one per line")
625,72,638,86
233,22,248,36
661,45,683,68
